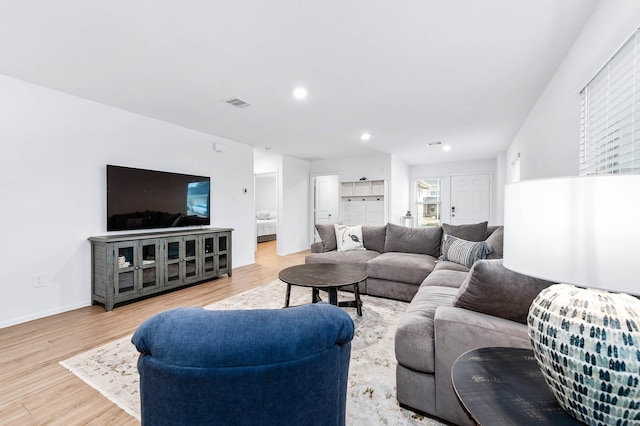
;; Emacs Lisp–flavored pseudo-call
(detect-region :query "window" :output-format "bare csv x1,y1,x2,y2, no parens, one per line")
580,28,640,175
415,179,441,226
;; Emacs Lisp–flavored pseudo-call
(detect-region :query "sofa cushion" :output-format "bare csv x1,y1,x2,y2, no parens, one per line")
383,223,442,257
433,260,471,273
362,225,386,253
305,250,380,267
453,259,555,324
366,252,436,285
315,224,337,252
441,235,492,268
485,226,504,259
442,221,488,242
395,285,459,373
334,224,365,252
421,269,469,289
365,278,420,301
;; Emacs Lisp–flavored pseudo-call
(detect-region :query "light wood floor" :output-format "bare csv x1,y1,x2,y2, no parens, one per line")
0,241,306,425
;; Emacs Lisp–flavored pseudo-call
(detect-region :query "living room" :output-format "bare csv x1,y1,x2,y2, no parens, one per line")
1,0,639,424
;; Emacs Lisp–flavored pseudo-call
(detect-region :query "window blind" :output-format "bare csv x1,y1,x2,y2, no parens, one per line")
580,28,640,175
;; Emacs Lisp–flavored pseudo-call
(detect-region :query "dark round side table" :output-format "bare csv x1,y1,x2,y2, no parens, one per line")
452,347,584,425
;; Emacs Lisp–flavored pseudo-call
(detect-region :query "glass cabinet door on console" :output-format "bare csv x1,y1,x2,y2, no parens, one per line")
201,232,232,278
165,235,200,286
215,232,232,276
139,240,161,294
202,235,216,276
113,240,161,296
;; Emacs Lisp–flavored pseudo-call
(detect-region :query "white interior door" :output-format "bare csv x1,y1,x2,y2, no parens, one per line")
450,174,491,225
314,175,339,241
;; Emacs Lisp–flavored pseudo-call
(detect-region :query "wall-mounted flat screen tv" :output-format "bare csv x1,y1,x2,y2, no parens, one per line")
107,165,211,232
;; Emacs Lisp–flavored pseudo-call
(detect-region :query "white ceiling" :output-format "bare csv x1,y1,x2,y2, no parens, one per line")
0,0,599,165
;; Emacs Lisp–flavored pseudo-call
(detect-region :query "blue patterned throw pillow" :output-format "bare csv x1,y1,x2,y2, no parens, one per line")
441,234,493,268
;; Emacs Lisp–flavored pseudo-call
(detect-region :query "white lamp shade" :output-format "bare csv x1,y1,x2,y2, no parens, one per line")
504,175,640,295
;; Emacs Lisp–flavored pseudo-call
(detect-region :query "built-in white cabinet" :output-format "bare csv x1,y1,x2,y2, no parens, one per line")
340,180,387,225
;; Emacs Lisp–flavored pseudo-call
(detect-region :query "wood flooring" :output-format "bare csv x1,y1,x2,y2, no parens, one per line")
0,241,307,425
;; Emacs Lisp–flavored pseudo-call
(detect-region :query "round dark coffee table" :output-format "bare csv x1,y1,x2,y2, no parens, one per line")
278,263,366,316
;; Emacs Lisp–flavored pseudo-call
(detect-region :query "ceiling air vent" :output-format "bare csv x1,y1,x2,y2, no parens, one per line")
225,98,251,108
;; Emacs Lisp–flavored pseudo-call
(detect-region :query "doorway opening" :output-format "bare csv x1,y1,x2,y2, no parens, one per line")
311,175,340,242
255,172,278,244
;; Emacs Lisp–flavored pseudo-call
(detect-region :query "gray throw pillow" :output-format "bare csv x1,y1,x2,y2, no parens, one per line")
485,226,504,259
315,224,337,252
383,223,442,257
442,221,488,242
441,235,492,268
362,225,387,253
453,259,555,324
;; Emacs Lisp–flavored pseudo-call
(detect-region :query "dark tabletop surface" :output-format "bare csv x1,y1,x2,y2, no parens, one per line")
452,347,584,426
278,263,367,288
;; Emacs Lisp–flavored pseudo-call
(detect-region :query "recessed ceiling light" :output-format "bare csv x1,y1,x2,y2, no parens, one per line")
293,87,308,99
442,145,452,152
361,133,371,141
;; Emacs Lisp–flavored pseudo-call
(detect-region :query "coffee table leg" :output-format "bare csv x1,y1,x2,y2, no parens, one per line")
285,284,292,307
328,288,338,306
312,287,320,303
354,282,363,316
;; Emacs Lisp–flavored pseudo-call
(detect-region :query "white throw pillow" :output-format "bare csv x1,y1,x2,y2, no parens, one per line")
334,224,365,252
267,210,277,219
256,210,270,220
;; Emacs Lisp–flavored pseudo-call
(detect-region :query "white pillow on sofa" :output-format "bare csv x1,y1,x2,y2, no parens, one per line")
334,224,365,252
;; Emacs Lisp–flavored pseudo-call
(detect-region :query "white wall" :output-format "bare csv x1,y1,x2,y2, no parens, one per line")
0,74,255,328
279,156,310,255
508,1,640,180
389,155,410,225
410,159,498,225
310,154,390,182
310,154,393,225
494,151,507,224
254,155,282,175
255,173,277,212
254,154,310,255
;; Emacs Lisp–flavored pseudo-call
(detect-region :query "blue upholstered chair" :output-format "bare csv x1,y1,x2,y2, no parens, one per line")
131,303,355,426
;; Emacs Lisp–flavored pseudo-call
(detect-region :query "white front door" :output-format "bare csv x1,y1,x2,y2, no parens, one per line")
313,175,339,241
450,174,491,225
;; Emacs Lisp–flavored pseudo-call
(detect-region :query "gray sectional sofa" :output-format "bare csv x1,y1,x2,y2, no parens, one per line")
306,222,553,425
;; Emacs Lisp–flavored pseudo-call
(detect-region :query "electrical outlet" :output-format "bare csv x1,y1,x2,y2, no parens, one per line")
33,273,45,288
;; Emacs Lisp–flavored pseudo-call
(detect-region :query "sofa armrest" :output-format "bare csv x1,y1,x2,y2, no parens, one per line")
310,242,325,253
433,306,530,425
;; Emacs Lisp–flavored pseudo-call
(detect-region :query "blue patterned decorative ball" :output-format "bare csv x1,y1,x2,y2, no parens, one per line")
528,284,640,425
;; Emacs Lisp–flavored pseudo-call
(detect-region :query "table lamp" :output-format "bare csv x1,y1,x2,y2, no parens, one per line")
503,175,640,425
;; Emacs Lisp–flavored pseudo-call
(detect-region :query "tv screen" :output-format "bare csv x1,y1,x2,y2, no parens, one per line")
107,165,211,232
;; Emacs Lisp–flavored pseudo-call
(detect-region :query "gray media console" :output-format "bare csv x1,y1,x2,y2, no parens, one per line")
89,228,233,311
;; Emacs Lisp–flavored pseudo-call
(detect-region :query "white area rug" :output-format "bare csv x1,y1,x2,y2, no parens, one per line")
60,280,444,425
